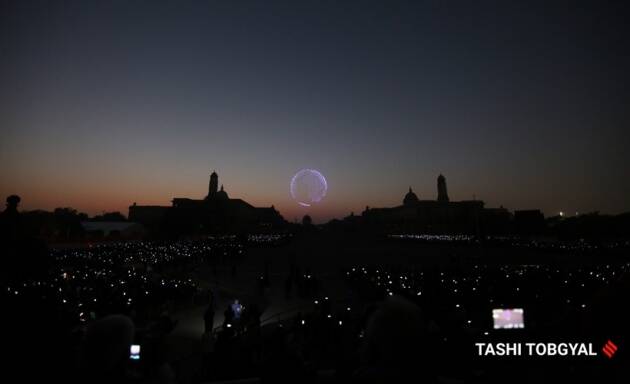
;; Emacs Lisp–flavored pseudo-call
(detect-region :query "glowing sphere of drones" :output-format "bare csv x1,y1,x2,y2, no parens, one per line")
290,169,327,207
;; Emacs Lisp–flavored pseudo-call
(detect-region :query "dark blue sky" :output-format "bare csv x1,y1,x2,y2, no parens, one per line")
1,0,628,222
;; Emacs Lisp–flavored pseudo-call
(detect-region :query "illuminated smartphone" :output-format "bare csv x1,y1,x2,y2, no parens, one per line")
130,344,141,360
492,308,524,329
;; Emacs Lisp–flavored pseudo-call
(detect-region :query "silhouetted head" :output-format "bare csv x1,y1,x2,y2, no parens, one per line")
79,315,135,382
361,296,427,374
6,195,20,210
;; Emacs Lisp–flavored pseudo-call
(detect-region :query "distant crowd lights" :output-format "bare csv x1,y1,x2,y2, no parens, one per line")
4,236,259,328
389,233,630,251
344,261,630,330
247,234,292,244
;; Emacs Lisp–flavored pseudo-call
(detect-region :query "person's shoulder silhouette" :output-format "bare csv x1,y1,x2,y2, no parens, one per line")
1,195,50,284
0,195,22,238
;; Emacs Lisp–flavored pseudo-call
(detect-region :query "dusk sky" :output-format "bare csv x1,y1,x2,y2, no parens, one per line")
1,0,629,223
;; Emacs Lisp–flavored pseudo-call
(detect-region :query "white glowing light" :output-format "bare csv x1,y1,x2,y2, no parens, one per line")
290,169,328,207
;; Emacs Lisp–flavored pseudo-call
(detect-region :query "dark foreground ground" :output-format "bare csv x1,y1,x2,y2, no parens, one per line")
3,233,629,383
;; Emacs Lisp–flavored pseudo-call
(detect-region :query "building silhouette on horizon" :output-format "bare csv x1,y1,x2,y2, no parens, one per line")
359,174,511,234
129,171,285,234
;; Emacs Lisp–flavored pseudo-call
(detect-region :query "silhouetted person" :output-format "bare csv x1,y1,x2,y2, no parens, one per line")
204,305,215,334
1,195,49,284
1,195,19,283
0,195,20,232
223,305,234,326
284,275,293,298
208,289,215,308
354,296,434,383
246,302,262,329
231,299,243,320
77,315,135,384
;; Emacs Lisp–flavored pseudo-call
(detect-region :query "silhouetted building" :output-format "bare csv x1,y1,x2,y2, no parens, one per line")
514,209,545,235
127,205,170,226
81,221,145,239
481,206,512,235
129,171,285,234
403,187,419,206
207,171,218,199
361,175,483,233
437,174,449,202
358,175,511,234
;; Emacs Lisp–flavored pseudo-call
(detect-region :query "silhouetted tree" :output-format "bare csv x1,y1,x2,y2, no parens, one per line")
53,207,86,239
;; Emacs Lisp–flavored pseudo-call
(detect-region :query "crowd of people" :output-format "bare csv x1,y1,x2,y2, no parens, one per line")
2,204,629,383
6,239,248,328
2,237,247,383
247,234,292,246
192,258,630,383
389,233,630,252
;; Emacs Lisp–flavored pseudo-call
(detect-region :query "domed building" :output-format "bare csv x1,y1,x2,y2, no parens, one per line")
215,185,229,200
129,171,285,233
360,174,508,234
403,187,419,206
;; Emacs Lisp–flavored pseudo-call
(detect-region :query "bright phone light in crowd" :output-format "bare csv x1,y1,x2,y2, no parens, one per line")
130,344,141,360
493,308,524,329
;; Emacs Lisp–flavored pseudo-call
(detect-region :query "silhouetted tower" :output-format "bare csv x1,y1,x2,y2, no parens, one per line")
208,171,218,199
437,174,449,202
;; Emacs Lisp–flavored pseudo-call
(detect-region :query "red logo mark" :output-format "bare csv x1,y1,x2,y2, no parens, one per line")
602,340,618,359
